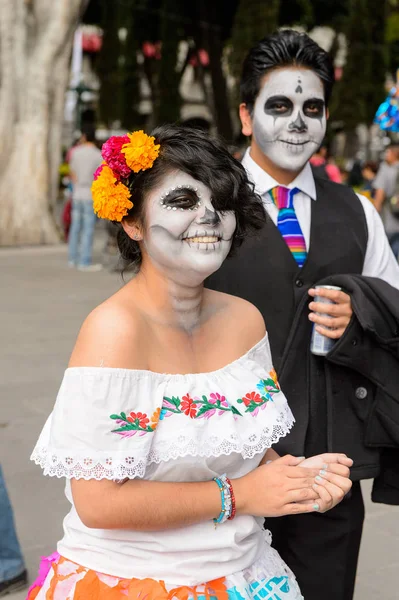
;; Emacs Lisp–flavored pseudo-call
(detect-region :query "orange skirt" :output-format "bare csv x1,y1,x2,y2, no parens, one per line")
27,551,303,600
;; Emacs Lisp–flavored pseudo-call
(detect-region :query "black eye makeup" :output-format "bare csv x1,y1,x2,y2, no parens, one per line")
303,98,325,118
159,185,202,212
264,95,293,117
263,95,325,120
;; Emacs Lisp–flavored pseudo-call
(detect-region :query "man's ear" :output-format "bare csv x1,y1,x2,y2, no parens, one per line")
121,218,142,241
326,107,330,121
239,103,253,137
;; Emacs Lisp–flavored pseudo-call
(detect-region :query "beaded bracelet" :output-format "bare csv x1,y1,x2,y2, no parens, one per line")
213,474,236,525
213,476,229,524
224,476,236,520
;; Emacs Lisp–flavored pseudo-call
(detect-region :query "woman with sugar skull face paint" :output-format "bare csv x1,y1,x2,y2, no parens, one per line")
28,124,352,600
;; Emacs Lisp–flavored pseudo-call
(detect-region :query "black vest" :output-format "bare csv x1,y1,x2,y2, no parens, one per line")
207,178,369,456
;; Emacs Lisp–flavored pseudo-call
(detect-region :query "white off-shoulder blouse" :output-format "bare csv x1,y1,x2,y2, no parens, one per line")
31,334,295,586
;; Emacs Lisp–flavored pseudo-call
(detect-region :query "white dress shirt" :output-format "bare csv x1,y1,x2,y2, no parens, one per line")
242,149,399,290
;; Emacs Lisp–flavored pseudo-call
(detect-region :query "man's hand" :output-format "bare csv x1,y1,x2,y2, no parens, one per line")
308,287,353,340
297,453,353,513
299,453,353,471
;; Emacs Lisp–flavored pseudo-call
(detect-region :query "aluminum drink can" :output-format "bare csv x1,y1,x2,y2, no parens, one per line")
310,285,342,356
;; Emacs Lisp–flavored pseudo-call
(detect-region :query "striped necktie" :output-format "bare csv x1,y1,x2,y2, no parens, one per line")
269,186,307,267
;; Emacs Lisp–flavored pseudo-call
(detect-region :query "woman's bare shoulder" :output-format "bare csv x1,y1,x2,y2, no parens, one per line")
204,289,266,348
68,295,148,369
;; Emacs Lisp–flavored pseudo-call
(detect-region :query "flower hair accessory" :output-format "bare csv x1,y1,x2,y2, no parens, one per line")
91,130,160,221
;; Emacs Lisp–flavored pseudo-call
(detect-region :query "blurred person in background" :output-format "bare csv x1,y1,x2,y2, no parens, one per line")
68,125,103,271
338,165,349,185
347,157,364,188
66,132,83,164
372,144,399,258
360,160,379,200
59,150,73,241
310,141,342,183
0,465,27,595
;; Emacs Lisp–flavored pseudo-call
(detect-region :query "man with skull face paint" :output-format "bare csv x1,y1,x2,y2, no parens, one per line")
207,29,399,600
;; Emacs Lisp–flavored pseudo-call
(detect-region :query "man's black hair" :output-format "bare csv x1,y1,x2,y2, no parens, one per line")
241,29,335,112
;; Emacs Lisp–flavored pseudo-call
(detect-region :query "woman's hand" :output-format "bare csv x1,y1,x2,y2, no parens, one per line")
298,453,353,513
234,454,322,518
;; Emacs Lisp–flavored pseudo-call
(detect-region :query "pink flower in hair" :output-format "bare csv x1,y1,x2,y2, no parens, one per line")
101,135,131,179
93,163,105,180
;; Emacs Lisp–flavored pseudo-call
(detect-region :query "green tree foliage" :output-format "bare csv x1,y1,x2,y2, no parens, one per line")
310,0,349,30
279,0,314,29
229,0,280,80
331,0,387,129
88,0,389,139
386,1,399,75
367,2,388,123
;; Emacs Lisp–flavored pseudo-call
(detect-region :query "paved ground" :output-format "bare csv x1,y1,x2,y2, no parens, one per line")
1,234,398,599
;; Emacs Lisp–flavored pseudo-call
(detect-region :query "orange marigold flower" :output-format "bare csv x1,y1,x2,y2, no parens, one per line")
121,130,160,173
91,164,133,221
150,407,161,430
270,369,280,389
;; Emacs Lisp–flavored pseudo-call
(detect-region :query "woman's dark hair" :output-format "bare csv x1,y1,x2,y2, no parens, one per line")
117,124,266,270
241,29,335,113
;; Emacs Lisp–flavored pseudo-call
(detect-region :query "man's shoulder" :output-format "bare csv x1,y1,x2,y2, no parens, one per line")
314,178,368,238
313,174,349,190
314,176,360,202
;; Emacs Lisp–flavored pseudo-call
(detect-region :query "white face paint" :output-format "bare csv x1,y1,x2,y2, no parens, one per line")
252,68,327,171
142,171,236,283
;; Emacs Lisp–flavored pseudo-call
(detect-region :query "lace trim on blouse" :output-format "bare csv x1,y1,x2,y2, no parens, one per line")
31,403,294,480
30,334,295,480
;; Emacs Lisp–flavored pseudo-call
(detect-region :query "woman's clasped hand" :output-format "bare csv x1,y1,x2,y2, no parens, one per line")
234,453,353,518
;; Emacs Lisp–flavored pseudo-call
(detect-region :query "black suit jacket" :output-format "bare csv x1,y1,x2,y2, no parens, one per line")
208,178,399,503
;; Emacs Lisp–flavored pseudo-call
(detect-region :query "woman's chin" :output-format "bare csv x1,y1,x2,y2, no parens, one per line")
172,256,227,285
194,257,227,280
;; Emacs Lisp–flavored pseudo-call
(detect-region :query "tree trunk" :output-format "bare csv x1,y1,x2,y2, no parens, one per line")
198,0,234,142
48,36,76,213
331,0,386,132
155,0,182,125
0,0,89,246
96,0,122,128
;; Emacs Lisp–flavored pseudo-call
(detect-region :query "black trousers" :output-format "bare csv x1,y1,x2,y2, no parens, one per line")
266,482,365,600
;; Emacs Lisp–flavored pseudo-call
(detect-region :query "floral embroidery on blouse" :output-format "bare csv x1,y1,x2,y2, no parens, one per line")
237,374,280,415
109,372,281,435
161,392,242,420
109,408,161,438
